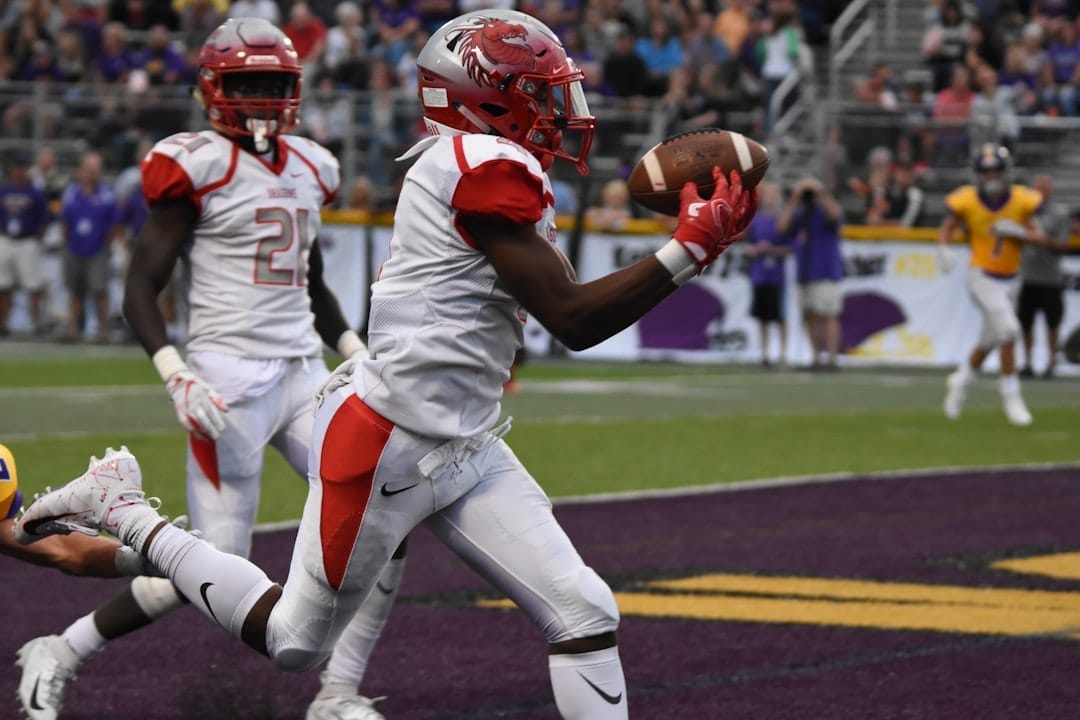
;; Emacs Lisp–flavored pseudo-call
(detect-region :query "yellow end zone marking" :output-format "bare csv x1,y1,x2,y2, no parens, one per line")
647,574,1080,610
992,552,1080,581
478,567,1080,638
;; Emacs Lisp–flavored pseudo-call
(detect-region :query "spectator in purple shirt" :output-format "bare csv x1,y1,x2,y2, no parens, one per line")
372,0,421,66
14,39,62,82
743,182,793,367
95,22,135,83
1041,18,1080,115
778,176,845,370
131,24,189,86
0,151,53,336
60,152,122,344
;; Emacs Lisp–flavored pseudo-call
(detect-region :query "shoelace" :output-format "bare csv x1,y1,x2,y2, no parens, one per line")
20,486,162,538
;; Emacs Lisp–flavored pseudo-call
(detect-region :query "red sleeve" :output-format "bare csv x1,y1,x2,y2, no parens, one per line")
141,153,196,204
451,159,544,225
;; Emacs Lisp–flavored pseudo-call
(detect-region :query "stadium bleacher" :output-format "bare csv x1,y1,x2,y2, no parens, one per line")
4,1,1077,222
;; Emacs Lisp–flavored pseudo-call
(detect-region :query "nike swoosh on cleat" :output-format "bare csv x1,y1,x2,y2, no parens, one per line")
30,677,45,710
200,582,220,624
380,483,418,497
578,673,623,705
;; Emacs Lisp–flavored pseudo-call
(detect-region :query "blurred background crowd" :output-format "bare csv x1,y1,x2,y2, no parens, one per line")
0,0,1077,347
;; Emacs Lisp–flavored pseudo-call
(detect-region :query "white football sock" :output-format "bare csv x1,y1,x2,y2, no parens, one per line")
61,613,105,663
112,503,170,552
320,556,406,691
999,372,1021,397
549,647,628,719
146,523,275,637
954,361,974,385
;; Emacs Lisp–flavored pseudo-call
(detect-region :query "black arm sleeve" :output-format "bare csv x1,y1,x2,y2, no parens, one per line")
307,240,354,354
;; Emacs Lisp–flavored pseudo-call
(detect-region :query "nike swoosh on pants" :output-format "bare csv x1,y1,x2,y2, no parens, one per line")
579,672,623,705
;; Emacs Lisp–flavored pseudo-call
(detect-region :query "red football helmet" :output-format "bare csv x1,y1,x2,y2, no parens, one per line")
197,18,302,149
417,10,596,174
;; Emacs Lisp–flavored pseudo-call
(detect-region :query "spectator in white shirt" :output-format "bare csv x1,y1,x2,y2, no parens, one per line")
227,0,280,25
324,1,371,83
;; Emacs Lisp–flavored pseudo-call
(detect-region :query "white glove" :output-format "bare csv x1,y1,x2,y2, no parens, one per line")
153,346,228,439
937,244,957,273
991,219,1028,239
314,330,369,413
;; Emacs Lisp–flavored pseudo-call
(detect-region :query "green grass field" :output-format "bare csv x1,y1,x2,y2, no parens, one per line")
2,343,1077,523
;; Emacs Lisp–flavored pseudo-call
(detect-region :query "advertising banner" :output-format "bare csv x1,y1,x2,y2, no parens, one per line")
572,234,1080,375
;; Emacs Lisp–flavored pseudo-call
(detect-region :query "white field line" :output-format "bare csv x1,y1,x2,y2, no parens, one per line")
0,372,949,400
253,461,1080,534
0,384,163,398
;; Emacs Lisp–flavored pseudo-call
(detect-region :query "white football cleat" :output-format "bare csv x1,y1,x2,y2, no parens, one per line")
943,371,967,420
1002,392,1033,427
305,694,387,720
14,446,147,543
16,635,79,720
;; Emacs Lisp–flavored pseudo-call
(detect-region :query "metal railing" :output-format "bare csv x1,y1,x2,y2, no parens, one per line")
829,0,877,106
0,81,699,199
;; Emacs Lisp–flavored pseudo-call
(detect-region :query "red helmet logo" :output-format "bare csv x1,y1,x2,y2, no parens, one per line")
450,18,535,84
418,10,596,175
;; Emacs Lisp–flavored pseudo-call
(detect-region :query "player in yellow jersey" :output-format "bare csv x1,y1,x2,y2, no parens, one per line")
936,144,1048,426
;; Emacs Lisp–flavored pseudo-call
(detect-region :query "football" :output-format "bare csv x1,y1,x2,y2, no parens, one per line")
627,128,770,216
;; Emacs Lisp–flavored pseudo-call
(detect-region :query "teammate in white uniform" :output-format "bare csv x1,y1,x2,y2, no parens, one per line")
17,19,399,720
16,10,757,719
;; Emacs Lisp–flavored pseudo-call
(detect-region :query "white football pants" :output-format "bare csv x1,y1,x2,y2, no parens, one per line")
265,387,620,671
185,356,328,557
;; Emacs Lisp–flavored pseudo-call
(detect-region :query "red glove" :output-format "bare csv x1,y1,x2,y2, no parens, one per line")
655,168,758,285
672,168,758,267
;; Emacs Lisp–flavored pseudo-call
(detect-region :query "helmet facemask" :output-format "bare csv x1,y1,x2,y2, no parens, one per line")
203,69,301,153
511,66,595,174
972,143,1012,201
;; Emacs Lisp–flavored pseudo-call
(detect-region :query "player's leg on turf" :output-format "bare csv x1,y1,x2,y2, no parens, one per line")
956,270,1030,424
186,388,276,557
264,388,424,672
275,362,402,719
114,390,415,669
946,269,1001,419
26,389,275,709
1044,286,1065,377
1017,283,1037,376
423,437,627,720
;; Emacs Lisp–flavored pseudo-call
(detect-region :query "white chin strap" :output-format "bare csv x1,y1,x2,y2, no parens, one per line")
246,118,278,153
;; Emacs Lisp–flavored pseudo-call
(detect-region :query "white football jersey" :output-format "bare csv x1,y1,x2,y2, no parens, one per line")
142,130,340,360
356,134,557,439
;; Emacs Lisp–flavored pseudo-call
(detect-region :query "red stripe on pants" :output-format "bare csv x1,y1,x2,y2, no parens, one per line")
190,434,220,491
319,395,393,591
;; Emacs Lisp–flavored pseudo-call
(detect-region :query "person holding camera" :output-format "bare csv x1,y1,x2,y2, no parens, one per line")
778,176,845,370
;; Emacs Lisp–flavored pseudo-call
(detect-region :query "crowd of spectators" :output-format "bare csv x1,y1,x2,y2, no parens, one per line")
0,0,848,180
838,0,1080,224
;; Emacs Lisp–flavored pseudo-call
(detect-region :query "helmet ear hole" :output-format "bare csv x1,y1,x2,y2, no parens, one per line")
479,103,509,117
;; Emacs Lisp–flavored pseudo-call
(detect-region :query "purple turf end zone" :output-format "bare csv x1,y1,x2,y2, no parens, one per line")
3,466,1080,719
